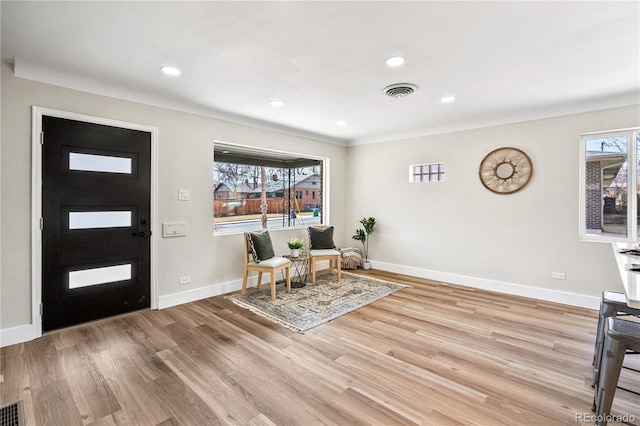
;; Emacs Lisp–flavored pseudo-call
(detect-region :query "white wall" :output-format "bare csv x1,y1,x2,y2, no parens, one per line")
344,105,640,307
2,57,639,346
0,62,348,344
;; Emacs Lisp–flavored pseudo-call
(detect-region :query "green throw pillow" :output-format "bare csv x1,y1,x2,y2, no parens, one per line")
247,230,275,262
308,226,335,250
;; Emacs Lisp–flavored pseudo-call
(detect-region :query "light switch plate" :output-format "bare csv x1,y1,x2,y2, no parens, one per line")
163,222,187,237
178,189,190,200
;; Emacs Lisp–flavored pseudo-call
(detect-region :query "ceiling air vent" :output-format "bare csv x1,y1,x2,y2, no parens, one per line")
383,83,418,98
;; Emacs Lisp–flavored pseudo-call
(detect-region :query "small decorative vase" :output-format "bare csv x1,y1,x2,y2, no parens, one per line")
290,249,300,258
363,261,371,270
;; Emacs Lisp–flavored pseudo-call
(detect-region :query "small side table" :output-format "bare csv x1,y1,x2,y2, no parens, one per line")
283,252,309,288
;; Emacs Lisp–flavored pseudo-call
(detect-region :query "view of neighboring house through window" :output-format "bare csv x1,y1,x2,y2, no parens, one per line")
213,142,325,234
580,129,640,241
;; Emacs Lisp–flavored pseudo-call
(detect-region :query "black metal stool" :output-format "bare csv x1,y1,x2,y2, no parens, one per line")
593,317,640,426
592,291,640,387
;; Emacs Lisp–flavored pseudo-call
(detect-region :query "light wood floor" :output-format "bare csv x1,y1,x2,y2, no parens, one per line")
1,270,639,425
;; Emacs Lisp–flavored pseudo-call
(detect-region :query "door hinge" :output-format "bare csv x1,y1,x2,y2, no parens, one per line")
40,132,44,145
39,303,43,316
39,217,44,230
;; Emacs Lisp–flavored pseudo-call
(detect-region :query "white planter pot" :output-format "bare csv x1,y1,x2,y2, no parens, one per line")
362,261,371,270
290,249,300,258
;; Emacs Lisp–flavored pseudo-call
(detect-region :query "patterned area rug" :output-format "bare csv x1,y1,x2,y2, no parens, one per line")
226,271,408,332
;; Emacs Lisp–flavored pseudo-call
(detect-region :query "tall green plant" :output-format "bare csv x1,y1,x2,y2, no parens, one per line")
352,217,376,261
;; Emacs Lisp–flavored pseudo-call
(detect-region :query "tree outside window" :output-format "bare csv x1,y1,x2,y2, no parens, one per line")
213,143,325,234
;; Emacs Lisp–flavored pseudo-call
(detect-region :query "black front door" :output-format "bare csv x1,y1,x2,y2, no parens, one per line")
42,116,151,331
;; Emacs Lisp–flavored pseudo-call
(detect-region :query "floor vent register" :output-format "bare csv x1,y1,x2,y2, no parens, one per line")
0,401,24,426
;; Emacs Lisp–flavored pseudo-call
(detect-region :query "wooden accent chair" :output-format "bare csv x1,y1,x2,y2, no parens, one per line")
242,231,291,301
308,225,341,284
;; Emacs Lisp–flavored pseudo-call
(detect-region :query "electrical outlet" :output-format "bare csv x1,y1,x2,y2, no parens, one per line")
551,272,566,280
179,275,191,285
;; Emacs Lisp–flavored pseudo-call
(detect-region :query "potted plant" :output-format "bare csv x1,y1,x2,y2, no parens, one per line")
352,217,376,269
287,237,304,258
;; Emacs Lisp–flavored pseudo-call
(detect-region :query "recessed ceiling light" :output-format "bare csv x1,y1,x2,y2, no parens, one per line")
270,100,285,107
441,96,456,103
336,120,347,126
385,56,405,67
161,66,181,76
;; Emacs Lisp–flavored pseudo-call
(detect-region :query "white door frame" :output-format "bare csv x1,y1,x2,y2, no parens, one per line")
31,106,159,338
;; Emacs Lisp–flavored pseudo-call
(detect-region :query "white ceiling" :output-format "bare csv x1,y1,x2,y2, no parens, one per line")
1,1,638,146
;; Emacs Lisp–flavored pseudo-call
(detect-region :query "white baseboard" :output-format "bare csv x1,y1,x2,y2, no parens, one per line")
370,260,601,310
0,324,36,348
2,261,333,346
158,260,332,309
158,279,243,309
1,277,274,347
6,260,596,347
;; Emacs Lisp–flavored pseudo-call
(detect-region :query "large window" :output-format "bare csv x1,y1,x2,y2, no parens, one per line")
580,128,640,242
213,142,325,234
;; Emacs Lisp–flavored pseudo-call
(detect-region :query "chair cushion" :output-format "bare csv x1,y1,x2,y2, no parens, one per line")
247,230,275,263
310,249,341,257
308,226,335,250
247,256,290,268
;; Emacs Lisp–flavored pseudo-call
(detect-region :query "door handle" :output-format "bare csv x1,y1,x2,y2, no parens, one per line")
132,231,152,238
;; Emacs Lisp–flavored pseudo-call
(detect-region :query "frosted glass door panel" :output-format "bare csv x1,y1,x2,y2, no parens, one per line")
69,211,132,229
69,152,132,174
69,264,132,289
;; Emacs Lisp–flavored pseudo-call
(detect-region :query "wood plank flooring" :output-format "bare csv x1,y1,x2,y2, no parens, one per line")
2,270,639,425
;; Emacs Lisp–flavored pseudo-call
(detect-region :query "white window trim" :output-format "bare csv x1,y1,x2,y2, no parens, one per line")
213,140,329,236
579,128,640,243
